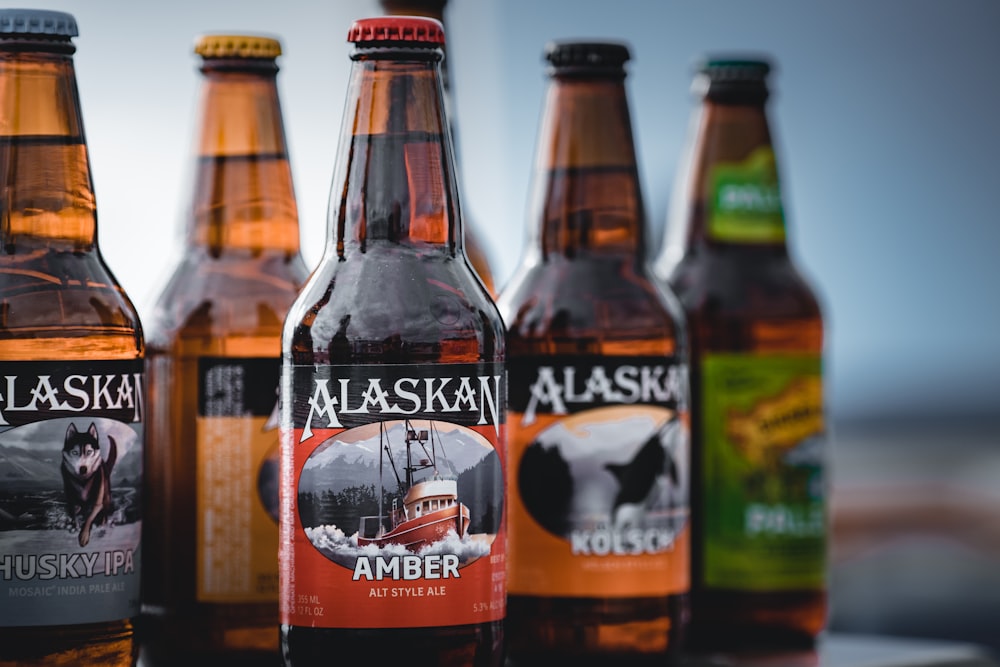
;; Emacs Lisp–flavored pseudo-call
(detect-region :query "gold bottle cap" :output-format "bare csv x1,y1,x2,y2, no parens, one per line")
194,34,282,59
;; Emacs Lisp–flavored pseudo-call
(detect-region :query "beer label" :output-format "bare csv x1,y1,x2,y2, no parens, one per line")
280,362,506,629
507,356,690,598
196,357,280,602
0,360,144,626
701,353,826,590
708,146,787,243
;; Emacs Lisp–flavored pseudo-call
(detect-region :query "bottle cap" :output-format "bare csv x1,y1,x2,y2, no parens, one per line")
696,55,773,103
195,34,282,59
347,16,444,46
545,41,631,70
700,57,772,83
0,9,78,37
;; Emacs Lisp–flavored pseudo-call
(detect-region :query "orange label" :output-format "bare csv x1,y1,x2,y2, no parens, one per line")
507,357,690,598
194,357,281,602
280,363,506,629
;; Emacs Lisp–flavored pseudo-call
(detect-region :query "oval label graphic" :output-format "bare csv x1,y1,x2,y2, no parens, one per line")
518,405,688,549
298,418,502,569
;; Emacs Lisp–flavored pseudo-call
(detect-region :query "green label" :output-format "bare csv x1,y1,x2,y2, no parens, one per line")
709,147,787,243
701,353,825,590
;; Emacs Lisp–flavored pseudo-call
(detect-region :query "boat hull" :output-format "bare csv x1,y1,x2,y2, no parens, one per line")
358,503,471,551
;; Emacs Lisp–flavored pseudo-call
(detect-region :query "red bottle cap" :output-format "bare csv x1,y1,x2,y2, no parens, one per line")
347,16,445,45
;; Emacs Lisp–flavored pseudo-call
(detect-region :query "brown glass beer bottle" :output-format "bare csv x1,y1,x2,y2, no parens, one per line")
379,0,496,295
141,34,308,667
0,10,144,667
653,58,827,650
498,41,690,665
279,16,505,667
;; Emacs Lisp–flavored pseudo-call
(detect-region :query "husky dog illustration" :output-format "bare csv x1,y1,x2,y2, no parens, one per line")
61,422,117,547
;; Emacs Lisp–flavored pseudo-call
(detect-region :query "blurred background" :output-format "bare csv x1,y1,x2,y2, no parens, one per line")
11,0,1000,654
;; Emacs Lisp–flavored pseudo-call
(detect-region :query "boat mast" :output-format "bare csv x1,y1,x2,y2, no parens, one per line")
403,419,434,488
377,421,384,533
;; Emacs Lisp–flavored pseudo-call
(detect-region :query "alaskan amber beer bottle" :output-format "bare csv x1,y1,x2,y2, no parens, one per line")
141,35,308,666
379,0,496,295
279,17,505,667
499,42,690,665
654,58,826,649
0,10,144,667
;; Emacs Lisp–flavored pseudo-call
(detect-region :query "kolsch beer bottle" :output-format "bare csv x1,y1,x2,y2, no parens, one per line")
498,41,690,665
141,34,308,666
653,58,826,650
0,9,145,667
279,17,506,667
379,0,497,295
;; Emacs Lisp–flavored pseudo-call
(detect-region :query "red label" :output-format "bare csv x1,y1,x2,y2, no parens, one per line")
279,363,506,629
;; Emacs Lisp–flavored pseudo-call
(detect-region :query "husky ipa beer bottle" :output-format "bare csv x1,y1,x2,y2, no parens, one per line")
654,58,826,650
379,0,496,295
498,42,690,665
141,34,308,667
0,10,145,667
279,17,506,667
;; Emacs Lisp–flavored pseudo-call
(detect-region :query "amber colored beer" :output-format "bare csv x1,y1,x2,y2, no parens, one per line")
279,17,505,667
653,58,827,650
379,0,496,295
498,42,689,665
140,35,308,667
0,10,143,667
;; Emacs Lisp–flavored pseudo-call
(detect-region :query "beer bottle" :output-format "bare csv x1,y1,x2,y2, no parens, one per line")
498,41,690,665
379,0,496,295
141,34,308,666
279,17,505,667
0,10,144,667
653,58,827,650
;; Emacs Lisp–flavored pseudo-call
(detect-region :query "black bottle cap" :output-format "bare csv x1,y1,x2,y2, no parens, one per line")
695,55,773,103
545,40,630,77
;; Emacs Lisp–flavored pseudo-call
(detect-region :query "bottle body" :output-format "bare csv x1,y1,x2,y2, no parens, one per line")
499,42,690,665
279,18,505,667
0,13,144,667
655,59,827,650
140,37,308,667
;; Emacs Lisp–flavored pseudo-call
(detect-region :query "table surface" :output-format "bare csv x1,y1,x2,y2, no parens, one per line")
679,633,998,667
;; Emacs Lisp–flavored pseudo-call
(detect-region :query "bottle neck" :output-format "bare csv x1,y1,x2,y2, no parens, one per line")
186,60,300,255
528,74,646,261
669,98,789,258
380,3,460,152
0,45,97,251
332,52,460,255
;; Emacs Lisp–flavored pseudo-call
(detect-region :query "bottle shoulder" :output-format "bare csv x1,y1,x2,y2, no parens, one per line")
0,249,143,358
147,250,309,346
497,257,685,355
285,247,504,365
667,247,823,322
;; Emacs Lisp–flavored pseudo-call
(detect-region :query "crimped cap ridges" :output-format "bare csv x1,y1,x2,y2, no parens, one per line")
0,9,78,37
348,16,444,45
546,41,631,69
700,57,773,83
195,34,282,59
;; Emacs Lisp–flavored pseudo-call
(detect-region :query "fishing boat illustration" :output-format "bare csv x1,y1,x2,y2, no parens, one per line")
357,420,471,551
